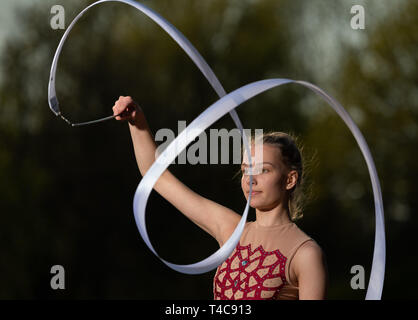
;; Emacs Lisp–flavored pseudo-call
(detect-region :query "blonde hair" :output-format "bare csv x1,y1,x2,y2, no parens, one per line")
235,131,313,221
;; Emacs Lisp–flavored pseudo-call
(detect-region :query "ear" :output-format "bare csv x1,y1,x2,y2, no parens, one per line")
286,170,298,190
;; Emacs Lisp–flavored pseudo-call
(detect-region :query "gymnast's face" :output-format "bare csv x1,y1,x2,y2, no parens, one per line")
241,143,290,210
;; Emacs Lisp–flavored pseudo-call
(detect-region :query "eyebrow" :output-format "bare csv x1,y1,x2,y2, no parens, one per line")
241,162,275,168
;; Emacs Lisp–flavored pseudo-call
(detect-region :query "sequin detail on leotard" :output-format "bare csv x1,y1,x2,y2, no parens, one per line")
213,241,287,300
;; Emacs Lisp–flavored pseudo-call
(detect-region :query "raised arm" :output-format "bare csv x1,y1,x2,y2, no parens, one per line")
112,96,241,246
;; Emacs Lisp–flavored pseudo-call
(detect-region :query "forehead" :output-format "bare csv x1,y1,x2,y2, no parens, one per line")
242,143,281,166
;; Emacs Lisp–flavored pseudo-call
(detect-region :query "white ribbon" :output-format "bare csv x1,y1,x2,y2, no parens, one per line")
48,0,386,299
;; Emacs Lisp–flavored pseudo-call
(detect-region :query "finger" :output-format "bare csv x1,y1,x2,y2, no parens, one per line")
125,104,135,113
117,114,132,121
120,108,134,118
115,102,127,115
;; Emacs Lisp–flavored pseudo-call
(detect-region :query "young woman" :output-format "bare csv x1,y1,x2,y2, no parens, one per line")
113,96,328,300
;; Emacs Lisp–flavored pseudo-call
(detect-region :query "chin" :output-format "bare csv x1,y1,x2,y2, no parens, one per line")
245,194,265,208
249,199,262,208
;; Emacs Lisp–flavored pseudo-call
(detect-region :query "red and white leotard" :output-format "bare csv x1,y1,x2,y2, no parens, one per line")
213,221,315,300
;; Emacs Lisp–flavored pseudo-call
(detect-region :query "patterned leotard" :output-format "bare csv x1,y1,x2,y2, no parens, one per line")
213,221,315,300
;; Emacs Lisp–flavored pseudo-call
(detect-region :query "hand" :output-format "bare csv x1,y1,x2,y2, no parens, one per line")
112,96,143,125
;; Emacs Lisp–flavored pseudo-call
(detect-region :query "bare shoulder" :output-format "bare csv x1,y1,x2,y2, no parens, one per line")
292,240,328,299
291,240,326,279
294,240,325,264
292,240,327,285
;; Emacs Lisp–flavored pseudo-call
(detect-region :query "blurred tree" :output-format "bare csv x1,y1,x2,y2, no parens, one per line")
336,0,418,299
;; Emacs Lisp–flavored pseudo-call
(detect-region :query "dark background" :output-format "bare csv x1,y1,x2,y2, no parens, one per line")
0,0,416,299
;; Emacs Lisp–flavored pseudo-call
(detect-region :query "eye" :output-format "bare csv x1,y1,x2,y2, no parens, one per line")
241,167,269,175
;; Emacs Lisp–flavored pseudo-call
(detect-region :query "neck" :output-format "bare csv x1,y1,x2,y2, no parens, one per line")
255,201,292,227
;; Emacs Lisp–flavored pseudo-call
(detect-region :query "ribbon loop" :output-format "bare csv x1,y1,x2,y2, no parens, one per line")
48,0,385,299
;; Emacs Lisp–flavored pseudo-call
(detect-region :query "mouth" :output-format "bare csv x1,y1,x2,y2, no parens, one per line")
247,191,262,196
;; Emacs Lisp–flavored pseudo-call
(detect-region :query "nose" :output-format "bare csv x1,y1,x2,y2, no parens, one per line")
244,173,257,186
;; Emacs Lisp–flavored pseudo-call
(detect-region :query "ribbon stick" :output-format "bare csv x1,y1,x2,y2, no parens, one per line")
48,0,386,299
